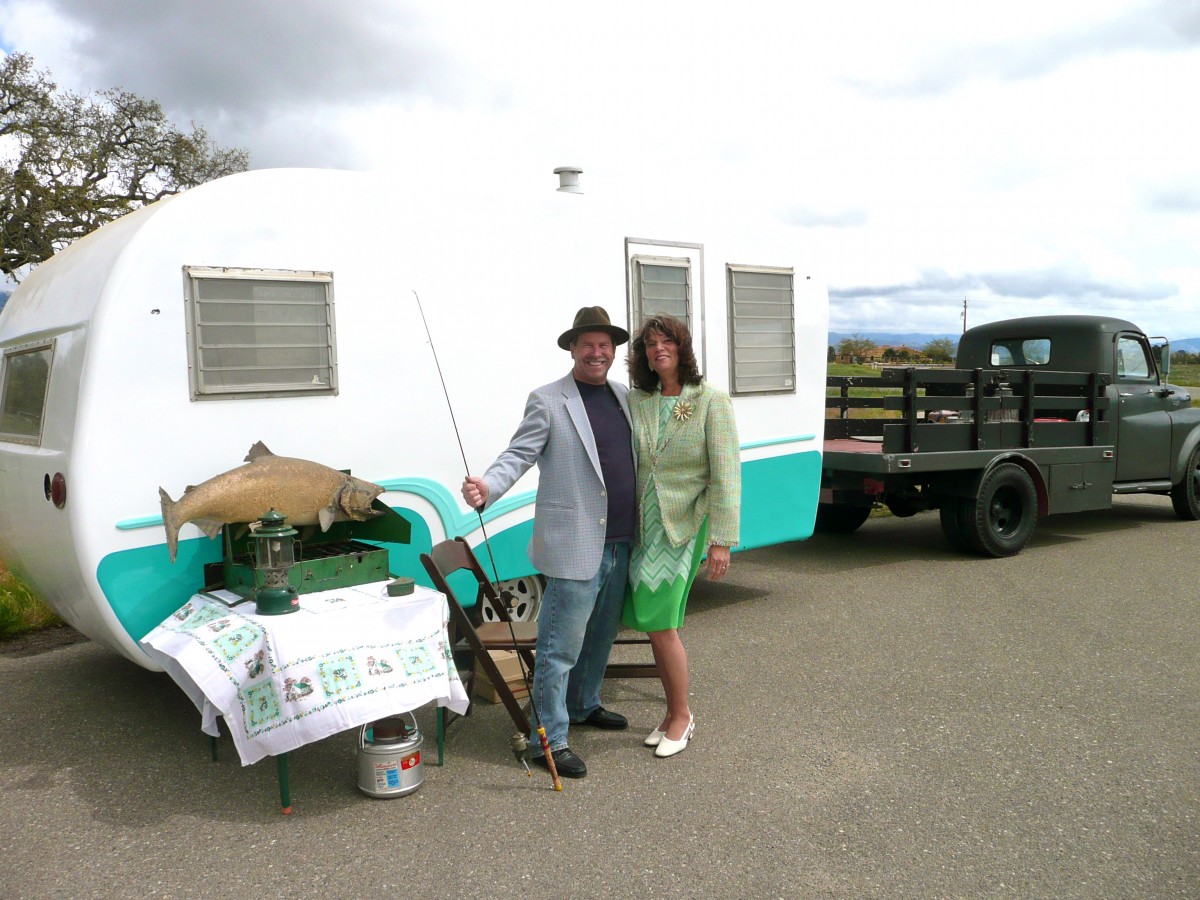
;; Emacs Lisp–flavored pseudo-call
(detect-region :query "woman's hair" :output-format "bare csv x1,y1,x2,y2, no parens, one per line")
628,314,702,391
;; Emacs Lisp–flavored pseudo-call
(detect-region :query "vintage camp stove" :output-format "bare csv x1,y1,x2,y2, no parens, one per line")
205,500,413,599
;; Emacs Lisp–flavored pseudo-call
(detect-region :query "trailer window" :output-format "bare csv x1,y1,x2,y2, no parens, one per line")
728,265,795,395
631,256,691,332
184,267,337,400
989,338,1050,367
0,340,54,445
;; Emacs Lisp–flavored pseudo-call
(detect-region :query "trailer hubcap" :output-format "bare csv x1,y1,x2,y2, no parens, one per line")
480,576,543,623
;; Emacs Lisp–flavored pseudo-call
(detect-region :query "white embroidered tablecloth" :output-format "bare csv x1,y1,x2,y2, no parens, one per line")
140,582,469,765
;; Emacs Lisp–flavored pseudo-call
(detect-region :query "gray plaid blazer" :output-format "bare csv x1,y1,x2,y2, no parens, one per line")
481,373,634,580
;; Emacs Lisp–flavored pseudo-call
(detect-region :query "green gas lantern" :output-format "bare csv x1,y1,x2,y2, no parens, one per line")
251,509,299,616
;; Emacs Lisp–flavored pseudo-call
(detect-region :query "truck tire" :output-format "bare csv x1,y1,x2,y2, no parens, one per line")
963,463,1038,557
938,501,974,552
1170,445,1200,520
814,503,871,534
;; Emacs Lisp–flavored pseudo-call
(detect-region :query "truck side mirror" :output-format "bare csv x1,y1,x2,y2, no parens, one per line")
1150,337,1170,380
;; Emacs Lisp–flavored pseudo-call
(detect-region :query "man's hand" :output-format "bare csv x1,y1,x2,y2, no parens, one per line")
461,476,489,510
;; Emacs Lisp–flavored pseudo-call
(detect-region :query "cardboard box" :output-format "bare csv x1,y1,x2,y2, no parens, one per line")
473,650,532,704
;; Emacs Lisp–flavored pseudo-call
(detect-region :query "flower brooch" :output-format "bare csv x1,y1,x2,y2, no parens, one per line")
672,399,695,422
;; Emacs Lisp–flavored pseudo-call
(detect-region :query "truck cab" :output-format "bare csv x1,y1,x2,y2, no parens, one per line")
955,316,1196,490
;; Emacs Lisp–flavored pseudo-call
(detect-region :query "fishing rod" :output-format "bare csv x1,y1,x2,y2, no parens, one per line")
412,290,561,791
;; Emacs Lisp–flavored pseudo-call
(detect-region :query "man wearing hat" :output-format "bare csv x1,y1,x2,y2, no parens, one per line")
461,306,636,778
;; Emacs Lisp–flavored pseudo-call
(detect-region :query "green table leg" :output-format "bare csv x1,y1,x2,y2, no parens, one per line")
277,753,293,815
437,707,445,766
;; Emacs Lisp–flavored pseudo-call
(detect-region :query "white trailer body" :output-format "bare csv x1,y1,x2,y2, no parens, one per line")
0,167,828,668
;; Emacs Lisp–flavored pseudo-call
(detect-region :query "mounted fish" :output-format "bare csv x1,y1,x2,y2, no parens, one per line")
159,441,385,562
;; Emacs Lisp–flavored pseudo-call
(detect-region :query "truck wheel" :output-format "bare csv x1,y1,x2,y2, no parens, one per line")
1170,446,1200,520
814,503,871,534
964,463,1038,557
938,501,973,552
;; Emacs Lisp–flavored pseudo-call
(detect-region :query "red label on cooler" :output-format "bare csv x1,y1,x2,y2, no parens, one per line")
401,752,420,769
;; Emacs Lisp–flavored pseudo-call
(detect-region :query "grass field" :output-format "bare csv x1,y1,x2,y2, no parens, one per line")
1171,363,1200,387
0,557,60,640
828,361,1200,413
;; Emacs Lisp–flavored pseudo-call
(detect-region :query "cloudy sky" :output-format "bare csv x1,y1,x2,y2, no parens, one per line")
3,0,1199,338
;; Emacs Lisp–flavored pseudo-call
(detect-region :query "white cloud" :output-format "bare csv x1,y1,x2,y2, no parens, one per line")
3,0,1200,338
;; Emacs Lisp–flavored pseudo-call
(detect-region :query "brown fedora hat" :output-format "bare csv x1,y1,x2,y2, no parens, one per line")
557,306,630,350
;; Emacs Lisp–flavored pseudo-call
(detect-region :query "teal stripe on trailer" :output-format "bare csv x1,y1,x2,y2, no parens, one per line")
740,433,817,451
113,478,537,533
362,509,535,609
97,538,223,642
99,449,814,645
738,451,821,550
98,505,541,643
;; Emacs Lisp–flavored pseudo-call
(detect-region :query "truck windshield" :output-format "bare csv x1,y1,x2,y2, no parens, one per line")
990,337,1050,366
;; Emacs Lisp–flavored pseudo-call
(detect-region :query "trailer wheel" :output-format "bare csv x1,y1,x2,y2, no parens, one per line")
814,503,872,534
964,463,1038,557
1170,446,1200,520
480,575,544,623
938,501,974,552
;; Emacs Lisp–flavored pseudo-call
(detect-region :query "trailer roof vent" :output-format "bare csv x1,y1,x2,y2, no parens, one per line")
553,166,583,194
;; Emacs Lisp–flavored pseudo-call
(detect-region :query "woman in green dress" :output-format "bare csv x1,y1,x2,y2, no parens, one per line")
623,315,740,758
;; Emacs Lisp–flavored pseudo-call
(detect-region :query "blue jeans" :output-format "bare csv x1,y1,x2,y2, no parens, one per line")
529,541,630,751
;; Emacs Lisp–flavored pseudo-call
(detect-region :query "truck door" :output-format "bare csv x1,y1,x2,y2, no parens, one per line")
1113,332,1172,482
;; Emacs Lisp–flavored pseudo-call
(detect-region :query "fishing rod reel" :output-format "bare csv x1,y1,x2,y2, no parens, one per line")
510,732,532,776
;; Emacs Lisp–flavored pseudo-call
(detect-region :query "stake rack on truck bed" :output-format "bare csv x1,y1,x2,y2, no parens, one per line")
819,316,1200,557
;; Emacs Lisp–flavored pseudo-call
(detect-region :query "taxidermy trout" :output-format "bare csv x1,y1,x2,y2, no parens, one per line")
159,441,385,562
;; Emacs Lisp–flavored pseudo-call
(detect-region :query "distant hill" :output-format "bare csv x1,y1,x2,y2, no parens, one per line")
828,331,958,348
830,331,1200,353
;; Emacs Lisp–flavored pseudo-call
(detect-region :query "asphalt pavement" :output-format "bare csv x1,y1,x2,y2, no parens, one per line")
1,494,1197,898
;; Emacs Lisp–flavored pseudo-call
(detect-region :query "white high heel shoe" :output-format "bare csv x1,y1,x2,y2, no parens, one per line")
644,726,666,747
653,714,695,758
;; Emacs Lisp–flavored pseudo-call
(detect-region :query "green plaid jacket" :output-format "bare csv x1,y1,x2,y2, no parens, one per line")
630,380,741,548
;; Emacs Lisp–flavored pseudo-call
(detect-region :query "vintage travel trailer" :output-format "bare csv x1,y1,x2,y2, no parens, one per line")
0,166,829,669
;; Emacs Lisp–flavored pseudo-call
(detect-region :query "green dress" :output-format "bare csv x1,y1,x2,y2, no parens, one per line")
622,395,709,632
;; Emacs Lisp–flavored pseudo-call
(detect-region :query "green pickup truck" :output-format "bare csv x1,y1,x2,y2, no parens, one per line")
820,315,1200,557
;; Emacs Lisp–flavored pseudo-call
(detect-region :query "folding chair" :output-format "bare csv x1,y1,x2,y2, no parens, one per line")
420,538,538,762
421,537,660,761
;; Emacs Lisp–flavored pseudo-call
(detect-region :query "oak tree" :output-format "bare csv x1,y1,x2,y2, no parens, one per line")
836,335,876,363
1,53,249,279
922,338,956,364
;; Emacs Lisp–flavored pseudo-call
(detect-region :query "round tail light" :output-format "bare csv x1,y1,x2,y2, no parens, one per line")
50,472,67,508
